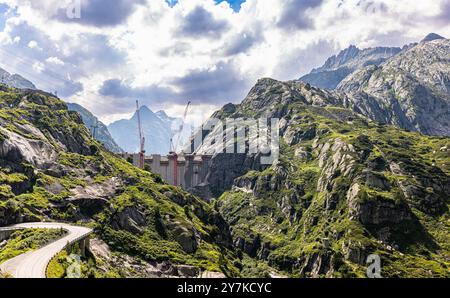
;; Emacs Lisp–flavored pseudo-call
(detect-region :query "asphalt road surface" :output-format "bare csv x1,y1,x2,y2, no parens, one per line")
0,222,92,278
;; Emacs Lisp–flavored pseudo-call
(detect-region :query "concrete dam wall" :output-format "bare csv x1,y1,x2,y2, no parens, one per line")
120,153,212,190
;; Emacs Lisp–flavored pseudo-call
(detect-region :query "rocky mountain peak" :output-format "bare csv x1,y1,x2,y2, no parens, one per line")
254,77,281,87
137,105,155,116
300,44,401,90
128,105,164,123
108,105,192,155
0,66,36,90
338,38,450,136
315,45,360,72
421,33,445,43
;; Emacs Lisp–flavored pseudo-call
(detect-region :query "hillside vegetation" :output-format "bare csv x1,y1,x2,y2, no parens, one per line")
0,85,238,277
1,56,449,277
196,78,450,277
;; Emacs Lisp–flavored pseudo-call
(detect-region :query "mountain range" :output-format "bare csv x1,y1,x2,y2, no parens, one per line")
190,77,449,277
299,34,446,91
108,106,192,155
184,33,450,277
299,33,450,137
299,45,404,90
338,34,449,136
0,66,191,155
0,33,449,278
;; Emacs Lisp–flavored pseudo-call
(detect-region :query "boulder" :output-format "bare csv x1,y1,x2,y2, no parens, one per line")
284,125,317,146
364,170,391,191
176,265,199,277
111,206,146,235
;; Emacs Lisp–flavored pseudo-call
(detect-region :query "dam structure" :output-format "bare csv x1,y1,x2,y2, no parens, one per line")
120,153,212,189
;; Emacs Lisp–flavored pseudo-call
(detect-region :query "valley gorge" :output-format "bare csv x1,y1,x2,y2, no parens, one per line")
0,34,449,278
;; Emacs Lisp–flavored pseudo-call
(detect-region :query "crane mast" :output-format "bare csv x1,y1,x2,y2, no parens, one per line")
170,101,191,187
171,101,191,153
136,100,146,169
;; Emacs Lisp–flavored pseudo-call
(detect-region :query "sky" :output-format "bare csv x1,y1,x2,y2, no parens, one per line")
0,0,449,126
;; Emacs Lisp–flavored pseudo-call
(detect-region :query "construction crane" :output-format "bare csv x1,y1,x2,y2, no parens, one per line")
169,101,191,186
136,100,146,169
170,101,192,153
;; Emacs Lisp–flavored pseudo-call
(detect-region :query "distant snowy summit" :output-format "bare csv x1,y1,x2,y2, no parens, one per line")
108,105,193,155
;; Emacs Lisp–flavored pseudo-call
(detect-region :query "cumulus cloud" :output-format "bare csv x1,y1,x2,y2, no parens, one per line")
32,61,44,73
176,5,230,38
27,40,40,49
216,0,246,12
171,61,250,103
46,56,64,65
437,0,450,25
99,79,173,101
0,0,448,125
276,0,324,30
99,61,250,106
222,29,263,56
55,0,145,27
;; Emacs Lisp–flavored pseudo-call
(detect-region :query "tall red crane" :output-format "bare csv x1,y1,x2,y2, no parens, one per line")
136,100,146,169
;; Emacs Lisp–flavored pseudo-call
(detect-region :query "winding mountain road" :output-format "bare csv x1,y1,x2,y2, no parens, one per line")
0,222,92,278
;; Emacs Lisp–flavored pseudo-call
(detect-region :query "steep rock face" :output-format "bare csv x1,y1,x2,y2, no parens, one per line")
67,103,123,153
188,78,345,199
339,38,450,136
238,78,342,114
0,127,58,168
211,87,449,277
201,153,264,200
0,89,93,157
217,107,450,276
300,45,402,89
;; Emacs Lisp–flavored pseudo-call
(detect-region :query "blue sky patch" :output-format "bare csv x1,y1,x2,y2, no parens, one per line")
165,0,178,8
216,0,246,12
166,0,246,12
0,4,9,31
